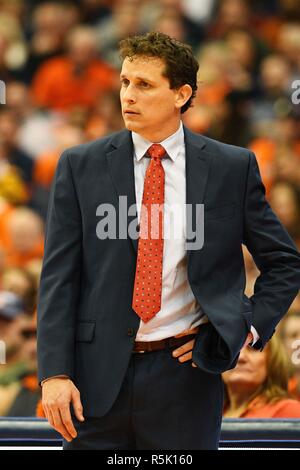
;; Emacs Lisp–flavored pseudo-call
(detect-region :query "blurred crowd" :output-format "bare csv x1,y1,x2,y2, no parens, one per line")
0,0,299,419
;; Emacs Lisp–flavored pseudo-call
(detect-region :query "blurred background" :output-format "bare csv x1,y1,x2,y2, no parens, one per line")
0,0,299,419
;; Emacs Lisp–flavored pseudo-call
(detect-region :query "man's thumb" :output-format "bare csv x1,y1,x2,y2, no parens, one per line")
72,389,85,422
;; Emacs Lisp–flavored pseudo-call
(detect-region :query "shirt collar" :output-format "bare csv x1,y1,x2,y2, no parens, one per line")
132,121,184,162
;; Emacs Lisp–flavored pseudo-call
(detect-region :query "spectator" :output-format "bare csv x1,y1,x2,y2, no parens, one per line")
269,181,300,247
249,114,300,194
31,26,118,112
23,258,43,294
84,90,124,141
5,313,41,417
33,123,84,191
1,266,37,315
6,81,59,159
21,1,81,84
0,291,29,415
249,54,293,136
277,23,300,76
274,148,300,189
0,207,44,270
223,335,300,418
153,13,187,43
0,109,34,185
208,0,253,39
96,0,142,68
280,311,300,400
0,149,29,205
0,10,27,81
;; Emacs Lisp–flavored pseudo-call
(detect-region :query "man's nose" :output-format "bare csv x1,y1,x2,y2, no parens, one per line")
122,84,136,103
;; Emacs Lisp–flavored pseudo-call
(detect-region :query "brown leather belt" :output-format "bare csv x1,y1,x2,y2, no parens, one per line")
132,334,196,354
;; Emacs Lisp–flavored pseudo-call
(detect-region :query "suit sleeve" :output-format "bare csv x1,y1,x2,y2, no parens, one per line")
37,150,82,383
243,151,300,350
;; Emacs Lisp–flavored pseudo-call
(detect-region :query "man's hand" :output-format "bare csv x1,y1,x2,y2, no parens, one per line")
172,327,199,368
42,378,84,442
243,331,254,348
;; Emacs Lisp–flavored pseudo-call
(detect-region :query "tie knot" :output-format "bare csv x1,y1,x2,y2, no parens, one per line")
147,144,166,160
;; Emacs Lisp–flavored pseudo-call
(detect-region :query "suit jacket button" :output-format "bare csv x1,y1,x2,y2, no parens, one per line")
127,328,135,336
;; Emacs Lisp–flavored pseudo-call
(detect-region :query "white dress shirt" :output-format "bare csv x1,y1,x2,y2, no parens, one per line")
132,122,259,344
133,122,208,341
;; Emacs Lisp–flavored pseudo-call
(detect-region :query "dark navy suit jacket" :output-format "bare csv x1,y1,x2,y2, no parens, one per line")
37,127,300,417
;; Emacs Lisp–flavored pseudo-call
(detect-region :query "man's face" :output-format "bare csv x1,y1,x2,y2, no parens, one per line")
120,56,182,141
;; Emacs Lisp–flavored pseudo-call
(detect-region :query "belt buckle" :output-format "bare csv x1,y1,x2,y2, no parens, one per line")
133,347,146,353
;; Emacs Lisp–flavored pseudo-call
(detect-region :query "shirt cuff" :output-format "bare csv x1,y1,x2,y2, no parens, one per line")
250,325,259,346
41,375,70,386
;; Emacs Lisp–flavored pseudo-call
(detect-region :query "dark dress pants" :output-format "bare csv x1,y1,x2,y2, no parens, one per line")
63,347,224,450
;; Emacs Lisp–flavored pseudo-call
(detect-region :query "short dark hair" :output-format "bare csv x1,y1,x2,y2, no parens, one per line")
119,31,199,114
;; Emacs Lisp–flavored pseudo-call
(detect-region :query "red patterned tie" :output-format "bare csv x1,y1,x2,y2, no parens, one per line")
132,144,166,323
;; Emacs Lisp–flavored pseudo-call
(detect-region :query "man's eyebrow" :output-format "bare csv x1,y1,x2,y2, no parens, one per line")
120,74,154,83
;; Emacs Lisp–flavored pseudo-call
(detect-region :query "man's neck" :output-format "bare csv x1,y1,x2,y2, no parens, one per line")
137,121,182,143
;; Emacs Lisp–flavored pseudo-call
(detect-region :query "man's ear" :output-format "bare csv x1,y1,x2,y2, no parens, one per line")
175,84,193,110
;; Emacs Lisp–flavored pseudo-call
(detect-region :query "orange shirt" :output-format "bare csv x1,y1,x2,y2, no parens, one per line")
227,396,300,418
249,138,275,197
249,137,300,197
31,56,117,111
0,201,15,245
33,150,60,189
288,376,300,401
3,239,44,269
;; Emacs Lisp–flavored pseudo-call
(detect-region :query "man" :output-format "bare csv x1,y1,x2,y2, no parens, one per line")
37,32,300,450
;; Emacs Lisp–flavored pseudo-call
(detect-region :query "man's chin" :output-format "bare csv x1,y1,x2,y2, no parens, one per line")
123,120,140,132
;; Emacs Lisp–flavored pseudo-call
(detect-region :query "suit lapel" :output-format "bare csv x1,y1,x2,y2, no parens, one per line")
184,127,212,257
106,130,138,253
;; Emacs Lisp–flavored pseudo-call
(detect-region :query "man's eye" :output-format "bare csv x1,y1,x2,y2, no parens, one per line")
140,82,150,88
121,79,129,86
